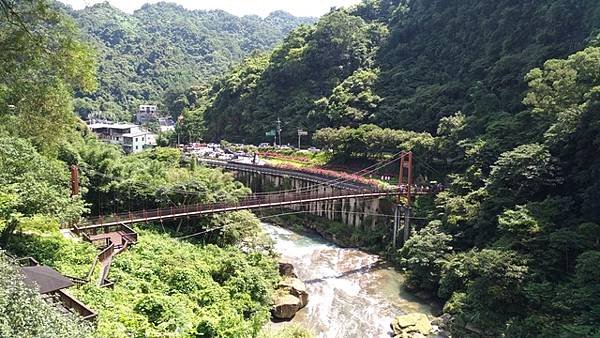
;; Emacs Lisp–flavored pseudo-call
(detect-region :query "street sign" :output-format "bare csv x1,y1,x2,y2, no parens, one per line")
297,129,308,136
265,130,276,137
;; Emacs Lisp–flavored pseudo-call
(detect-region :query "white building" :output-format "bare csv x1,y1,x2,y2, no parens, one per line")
88,122,155,154
158,117,175,132
136,105,158,124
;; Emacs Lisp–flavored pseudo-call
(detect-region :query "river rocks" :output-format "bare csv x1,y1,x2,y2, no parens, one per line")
278,277,309,308
431,313,451,328
278,259,297,278
272,294,301,319
271,261,309,320
391,313,433,337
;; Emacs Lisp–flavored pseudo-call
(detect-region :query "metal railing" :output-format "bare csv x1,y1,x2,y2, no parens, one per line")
79,188,416,228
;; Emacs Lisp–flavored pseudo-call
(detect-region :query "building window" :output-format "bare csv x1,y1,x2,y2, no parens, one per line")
135,138,138,142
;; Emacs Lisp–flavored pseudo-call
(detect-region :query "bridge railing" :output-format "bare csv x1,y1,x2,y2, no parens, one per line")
75,223,138,246
80,188,399,226
79,186,441,227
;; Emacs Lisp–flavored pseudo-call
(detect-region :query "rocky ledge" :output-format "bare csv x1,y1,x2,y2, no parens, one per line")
391,313,432,338
271,260,309,320
390,313,451,338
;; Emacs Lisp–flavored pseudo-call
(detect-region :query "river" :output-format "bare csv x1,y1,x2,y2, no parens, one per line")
262,223,436,338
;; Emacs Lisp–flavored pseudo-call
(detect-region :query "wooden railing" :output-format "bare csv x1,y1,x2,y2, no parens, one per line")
97,243,114,264
99,262,114,288
56,290,97,321
85,255,99,281
76,223,138,247
15,256,40,267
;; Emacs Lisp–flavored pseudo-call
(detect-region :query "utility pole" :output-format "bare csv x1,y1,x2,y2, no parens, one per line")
393,204,399,248
277,118,282,147
393,151,414,247
70,165,79,197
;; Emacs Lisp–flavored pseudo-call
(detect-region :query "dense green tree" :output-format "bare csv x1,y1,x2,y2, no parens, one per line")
377,0,600,132
396,222,452,292
315,68,382,127
0,0,96,154
0,255,92,337
175,107,208,144
0,137,85,246
313,124,434,159
58,2,314,120
439,249,529,335
70,230,278,337
524,46,600,220
486,143,560,201
203,9,387,143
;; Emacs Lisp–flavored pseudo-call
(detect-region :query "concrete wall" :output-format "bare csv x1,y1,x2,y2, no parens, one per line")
232,170,395,231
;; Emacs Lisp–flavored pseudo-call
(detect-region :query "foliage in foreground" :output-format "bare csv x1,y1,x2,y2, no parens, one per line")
0,254,92,338
395,46,600,336
0,136,86,247
71,229,279,337
259,324,315,338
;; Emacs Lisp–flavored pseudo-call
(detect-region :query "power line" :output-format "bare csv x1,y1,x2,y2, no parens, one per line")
175,201,394,240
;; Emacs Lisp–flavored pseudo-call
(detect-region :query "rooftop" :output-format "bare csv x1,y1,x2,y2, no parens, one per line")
21,265,74,294
88,123,139,130
122,131,149,137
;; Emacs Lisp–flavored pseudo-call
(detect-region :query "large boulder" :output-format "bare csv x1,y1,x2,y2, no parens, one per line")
278,277,309,308
278,260,297,278
272,294,301,319
391,313,432,336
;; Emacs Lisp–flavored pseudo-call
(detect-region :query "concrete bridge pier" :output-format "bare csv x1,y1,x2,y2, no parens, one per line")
230,169,396,232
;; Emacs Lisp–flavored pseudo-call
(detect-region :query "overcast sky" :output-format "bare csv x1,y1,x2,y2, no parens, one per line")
57,0,362,17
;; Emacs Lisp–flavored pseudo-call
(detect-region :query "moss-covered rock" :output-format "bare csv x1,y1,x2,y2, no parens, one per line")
391,313,432,336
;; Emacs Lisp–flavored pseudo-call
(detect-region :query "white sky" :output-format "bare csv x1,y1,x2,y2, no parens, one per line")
57,0,362,17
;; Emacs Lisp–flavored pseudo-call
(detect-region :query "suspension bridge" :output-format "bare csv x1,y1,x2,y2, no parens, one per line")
71,151,438,249
65,151,437,287
74,152,432,225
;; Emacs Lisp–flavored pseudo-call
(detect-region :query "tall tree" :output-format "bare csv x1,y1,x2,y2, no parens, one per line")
0,0,96,154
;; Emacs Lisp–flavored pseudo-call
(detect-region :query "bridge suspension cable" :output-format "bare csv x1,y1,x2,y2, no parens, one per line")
246,152,404,196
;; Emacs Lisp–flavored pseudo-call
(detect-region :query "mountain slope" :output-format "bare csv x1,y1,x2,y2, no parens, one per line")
200,0,600,142
60,2,314,120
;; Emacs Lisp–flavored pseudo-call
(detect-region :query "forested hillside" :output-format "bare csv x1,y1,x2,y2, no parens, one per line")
0,1,287,336
198,0,600,143
191,0,600,336
55,1,314,121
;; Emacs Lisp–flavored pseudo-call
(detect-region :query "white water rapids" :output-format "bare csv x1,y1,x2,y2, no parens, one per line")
262,223,435,338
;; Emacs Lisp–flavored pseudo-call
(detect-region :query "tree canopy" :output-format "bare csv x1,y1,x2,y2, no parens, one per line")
58,1,314,121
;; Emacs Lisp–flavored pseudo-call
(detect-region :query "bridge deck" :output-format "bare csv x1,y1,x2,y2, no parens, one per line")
198,159,375,191
88,231,128,247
